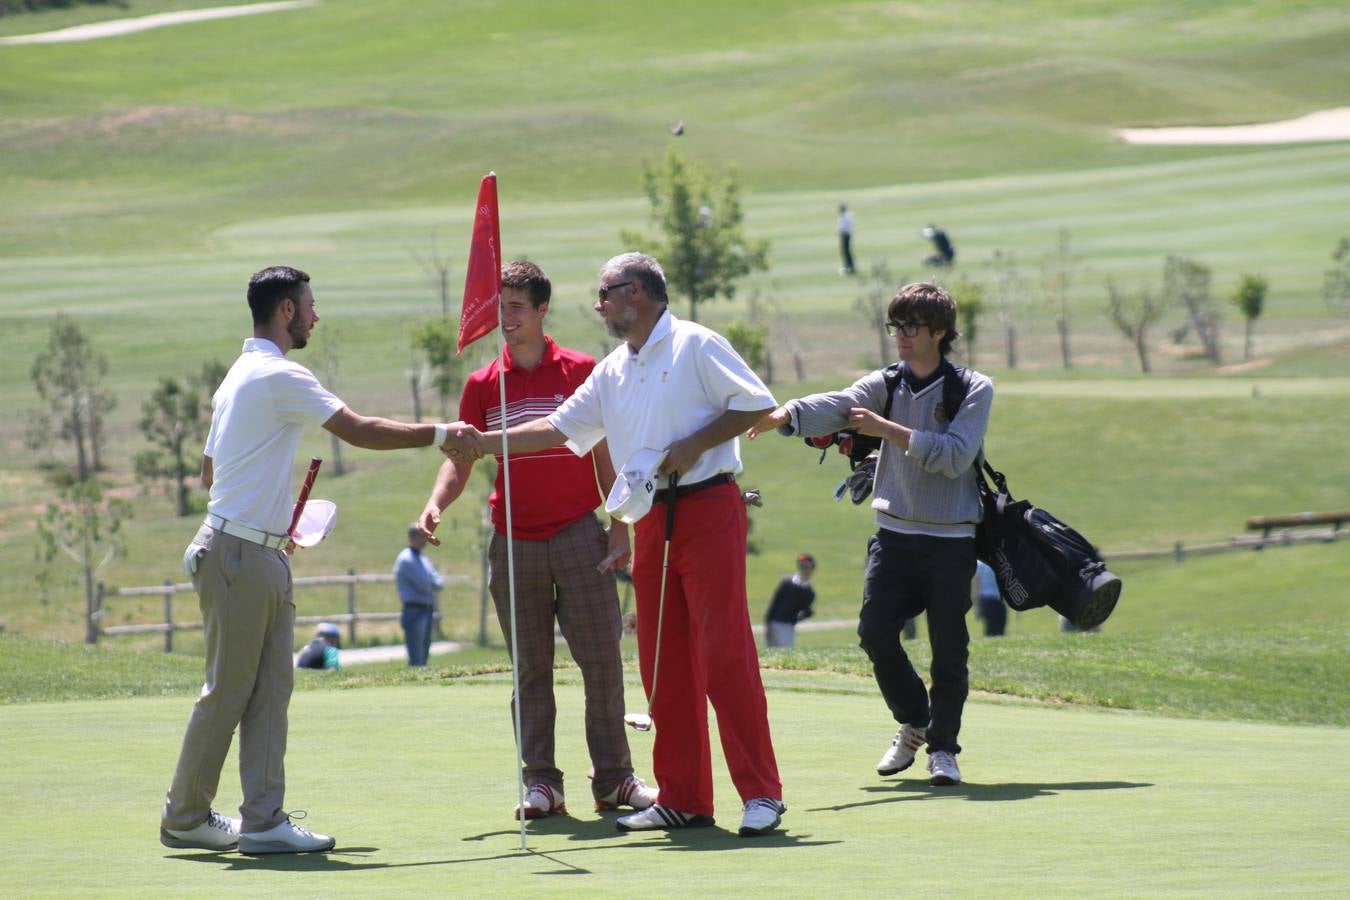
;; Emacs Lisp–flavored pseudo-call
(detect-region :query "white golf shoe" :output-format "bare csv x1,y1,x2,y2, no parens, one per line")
927,750,962,786
615,804,715,832
595,775,658,812
738,797,786,837
515,783,566,820
159,810,240,851
876,723,927,776
238,817,335,854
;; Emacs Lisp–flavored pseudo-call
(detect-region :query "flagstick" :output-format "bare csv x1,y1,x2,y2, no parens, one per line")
497,326,528,851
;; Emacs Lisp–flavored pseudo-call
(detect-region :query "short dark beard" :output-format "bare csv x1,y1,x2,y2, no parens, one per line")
288,314,308,350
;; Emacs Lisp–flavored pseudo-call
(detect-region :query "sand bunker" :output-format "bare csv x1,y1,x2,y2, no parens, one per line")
1117,107,1350,145
0,1,316,45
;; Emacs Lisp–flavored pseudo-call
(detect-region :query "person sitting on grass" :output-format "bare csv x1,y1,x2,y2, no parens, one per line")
295,622,342,671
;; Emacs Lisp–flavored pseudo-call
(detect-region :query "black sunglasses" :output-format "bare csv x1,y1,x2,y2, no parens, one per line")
885,320,928,337
597,280,634,301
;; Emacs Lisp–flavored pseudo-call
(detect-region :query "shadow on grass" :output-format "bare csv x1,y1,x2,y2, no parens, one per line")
171,812,839,875
464,814,841,854
811,780,1154,812
167,847,389,872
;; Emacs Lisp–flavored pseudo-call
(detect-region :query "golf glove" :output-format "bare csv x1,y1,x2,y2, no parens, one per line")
182,541,207,578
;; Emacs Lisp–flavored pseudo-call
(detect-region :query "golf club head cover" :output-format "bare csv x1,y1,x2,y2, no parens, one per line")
845,455,877,504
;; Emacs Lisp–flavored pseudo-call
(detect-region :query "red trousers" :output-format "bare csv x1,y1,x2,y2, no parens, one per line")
632,481,781,816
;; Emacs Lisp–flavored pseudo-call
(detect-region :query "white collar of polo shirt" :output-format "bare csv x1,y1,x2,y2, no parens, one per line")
627,308,674,362
242,337,285,357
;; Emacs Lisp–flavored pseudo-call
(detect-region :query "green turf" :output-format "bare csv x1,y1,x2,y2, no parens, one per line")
4,0,1350,252
1,676,1347,896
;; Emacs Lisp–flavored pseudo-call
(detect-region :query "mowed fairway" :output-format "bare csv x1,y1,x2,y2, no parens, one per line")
2,673,1347,896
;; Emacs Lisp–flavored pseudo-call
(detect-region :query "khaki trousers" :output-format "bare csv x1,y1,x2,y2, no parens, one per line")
161,525,295,834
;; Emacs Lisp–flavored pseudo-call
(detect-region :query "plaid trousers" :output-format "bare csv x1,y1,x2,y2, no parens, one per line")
489,513,633,799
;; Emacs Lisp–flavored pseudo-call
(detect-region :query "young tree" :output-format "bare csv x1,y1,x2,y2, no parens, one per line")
948,275,987,368
620,146,770,322
1105,280,1168,373
29,314,117,480
35,478,132,644
853,260,898,368
134,377,207,516
412,240,454,318
1323,237,1350,317
990,250,1025,369
312,326,347,476
411,318,465,421
1165,255,1221,364
1040,229,1078,369
724,320,769,381
1230,274,1269,361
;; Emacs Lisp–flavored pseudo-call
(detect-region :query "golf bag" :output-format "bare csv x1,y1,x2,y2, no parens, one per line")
975,462,1122,630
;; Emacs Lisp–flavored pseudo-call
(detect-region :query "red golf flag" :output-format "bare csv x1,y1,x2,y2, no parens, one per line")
457,172,502,355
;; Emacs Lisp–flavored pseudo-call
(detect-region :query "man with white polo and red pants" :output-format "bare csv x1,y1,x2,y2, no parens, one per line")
159,265,469,855
447,252,786,837
418,259,658,821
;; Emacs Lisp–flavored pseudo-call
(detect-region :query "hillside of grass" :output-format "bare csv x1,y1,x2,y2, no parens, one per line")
1,1,1347,687
3,0,1350,254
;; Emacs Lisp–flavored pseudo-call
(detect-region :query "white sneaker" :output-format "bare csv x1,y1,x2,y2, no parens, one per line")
616,804,715,832
515,783,566,820
238,817,335,854
927,750,961,786
738,797,786,837
160,810,240,851
595,775,658,811
876,723,927,776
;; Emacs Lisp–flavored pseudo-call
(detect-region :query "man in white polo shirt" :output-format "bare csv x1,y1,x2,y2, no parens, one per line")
446,252,787,838
159,265,474,855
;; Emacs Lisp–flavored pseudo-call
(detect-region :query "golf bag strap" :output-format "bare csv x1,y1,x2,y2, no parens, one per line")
880,358,972,426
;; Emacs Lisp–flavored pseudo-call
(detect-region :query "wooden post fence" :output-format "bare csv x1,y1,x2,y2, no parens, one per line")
95,570,468,651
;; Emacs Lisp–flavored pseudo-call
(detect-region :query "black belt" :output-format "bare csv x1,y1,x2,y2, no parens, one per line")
653,473,734,504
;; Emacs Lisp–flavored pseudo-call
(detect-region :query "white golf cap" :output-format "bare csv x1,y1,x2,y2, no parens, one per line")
604,448,667,524
292,499,338,548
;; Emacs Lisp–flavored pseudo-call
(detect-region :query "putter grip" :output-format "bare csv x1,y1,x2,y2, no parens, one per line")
287,457,323,537
664,472,679,535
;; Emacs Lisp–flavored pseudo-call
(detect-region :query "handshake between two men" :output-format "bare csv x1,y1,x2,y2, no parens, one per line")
437,421,489,462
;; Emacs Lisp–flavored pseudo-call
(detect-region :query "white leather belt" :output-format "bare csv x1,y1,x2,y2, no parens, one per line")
204,514,290,550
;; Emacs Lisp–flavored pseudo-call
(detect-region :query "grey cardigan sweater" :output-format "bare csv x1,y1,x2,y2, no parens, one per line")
780,364,994,537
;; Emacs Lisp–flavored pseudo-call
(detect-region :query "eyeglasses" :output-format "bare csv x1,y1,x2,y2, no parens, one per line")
597,280,634,301
885,320,928,337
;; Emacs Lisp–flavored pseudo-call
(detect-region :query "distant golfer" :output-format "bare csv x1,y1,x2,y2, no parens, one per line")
159,265,469,855
750,282,992,787
418,259,657,820
922,224,955,267
446,252,787,837
838,204,856,275
764,554,816,648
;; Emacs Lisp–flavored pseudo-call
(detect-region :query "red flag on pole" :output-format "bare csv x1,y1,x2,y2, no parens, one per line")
457,172,502,355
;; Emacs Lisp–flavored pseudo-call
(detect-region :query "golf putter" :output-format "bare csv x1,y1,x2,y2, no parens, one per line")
625,472,679,732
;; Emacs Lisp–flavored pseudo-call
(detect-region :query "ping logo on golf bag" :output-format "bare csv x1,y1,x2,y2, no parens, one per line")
991,548,1031,608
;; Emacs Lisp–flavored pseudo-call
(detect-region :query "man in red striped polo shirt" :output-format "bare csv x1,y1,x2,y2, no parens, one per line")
418,260,657,821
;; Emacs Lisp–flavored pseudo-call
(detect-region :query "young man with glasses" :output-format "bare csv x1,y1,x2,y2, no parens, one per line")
749,282,993,787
